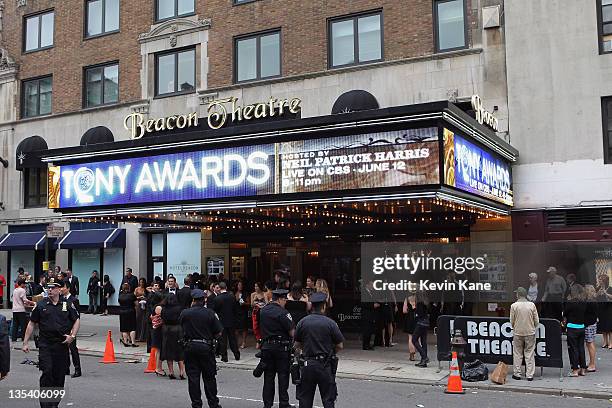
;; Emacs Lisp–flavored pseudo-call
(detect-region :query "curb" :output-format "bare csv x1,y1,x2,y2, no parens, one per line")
462,382,612,401
215,360,612,400
14,346,612,400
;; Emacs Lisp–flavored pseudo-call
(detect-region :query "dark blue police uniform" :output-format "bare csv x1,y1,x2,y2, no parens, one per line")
179,289,224,408
29,289,80,408
294,292,344,408
259,289,293,408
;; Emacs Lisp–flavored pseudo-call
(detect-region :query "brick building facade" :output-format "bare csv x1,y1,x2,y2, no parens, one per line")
0,0,507,305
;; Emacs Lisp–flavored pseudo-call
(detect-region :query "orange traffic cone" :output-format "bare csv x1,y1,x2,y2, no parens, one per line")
100,330,118,364
144,347,158,373
444,351,465,394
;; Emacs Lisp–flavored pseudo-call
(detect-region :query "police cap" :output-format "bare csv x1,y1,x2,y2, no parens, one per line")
310,292,327,304
46,277,63,288
191,289,207,300
272,289,289,300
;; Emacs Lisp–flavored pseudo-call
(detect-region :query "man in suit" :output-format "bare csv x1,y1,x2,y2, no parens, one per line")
178,277,192,310
65,269,79,299
121,268,139,292
361,279,379,350
207,281,220,306
164,276,179,297
211,282,240,362
61,281,82,377
0,314,9,380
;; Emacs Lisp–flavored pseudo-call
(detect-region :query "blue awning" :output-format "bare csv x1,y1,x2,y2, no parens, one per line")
57,228,126,249
0,232,56,251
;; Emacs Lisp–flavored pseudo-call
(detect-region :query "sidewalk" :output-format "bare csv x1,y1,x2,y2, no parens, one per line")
3,310,611,400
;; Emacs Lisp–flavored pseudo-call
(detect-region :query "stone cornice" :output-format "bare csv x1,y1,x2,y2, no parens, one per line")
138,17,211,45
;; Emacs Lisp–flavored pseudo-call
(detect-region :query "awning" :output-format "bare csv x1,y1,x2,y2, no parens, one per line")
332,90,379,114
80,126,114,146
0,232,56,251
16,135,48,171
57,228,125,249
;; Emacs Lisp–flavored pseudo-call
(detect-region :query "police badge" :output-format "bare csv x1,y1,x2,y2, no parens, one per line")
62,302,68,312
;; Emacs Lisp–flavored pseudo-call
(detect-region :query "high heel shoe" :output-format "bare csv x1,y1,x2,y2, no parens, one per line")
155,370,167,377
179,374,186,380
409,352,416,361
120,339,129,347
168,374,176,380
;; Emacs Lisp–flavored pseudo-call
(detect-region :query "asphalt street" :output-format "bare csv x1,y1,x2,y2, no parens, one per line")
0,353,610,408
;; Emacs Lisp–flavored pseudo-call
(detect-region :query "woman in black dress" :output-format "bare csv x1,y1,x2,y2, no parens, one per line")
147,289,164,375
597,273,612,348
403,293,417,361
118,283,138,347
159,294,185,379
135,278,148,342
233,280,249,349
286,281,309,324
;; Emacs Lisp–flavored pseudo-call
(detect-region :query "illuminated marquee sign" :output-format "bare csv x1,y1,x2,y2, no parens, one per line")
50,146,274,208
443,128,513,206
49,128,440,209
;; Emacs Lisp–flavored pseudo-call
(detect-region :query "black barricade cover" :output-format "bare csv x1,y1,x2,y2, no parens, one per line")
436,315,455,363
436,315,563,368
332,301,362,331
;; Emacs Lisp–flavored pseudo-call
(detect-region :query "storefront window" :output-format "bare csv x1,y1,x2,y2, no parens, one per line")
9,250,35,299
150,233,165,281
103,248,123,306
435,0,467,52
72,249,101,307
167,232,201,284
152,234,164,257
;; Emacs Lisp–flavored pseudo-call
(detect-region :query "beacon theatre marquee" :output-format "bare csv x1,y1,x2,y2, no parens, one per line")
45,98,516,212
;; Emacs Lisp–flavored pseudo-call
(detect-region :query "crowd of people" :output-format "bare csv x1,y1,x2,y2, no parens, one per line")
3,262,611,381
363,267,612,373
102,268,336,381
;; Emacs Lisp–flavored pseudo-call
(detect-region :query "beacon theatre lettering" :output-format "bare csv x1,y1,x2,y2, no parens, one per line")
124,96,302,139
463,320,548,357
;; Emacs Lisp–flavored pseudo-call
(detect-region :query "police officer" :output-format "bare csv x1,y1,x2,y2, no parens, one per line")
60,280,82,377
294,292,344,408
22,277,80,408
179,289,224,408
259,288,294,408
